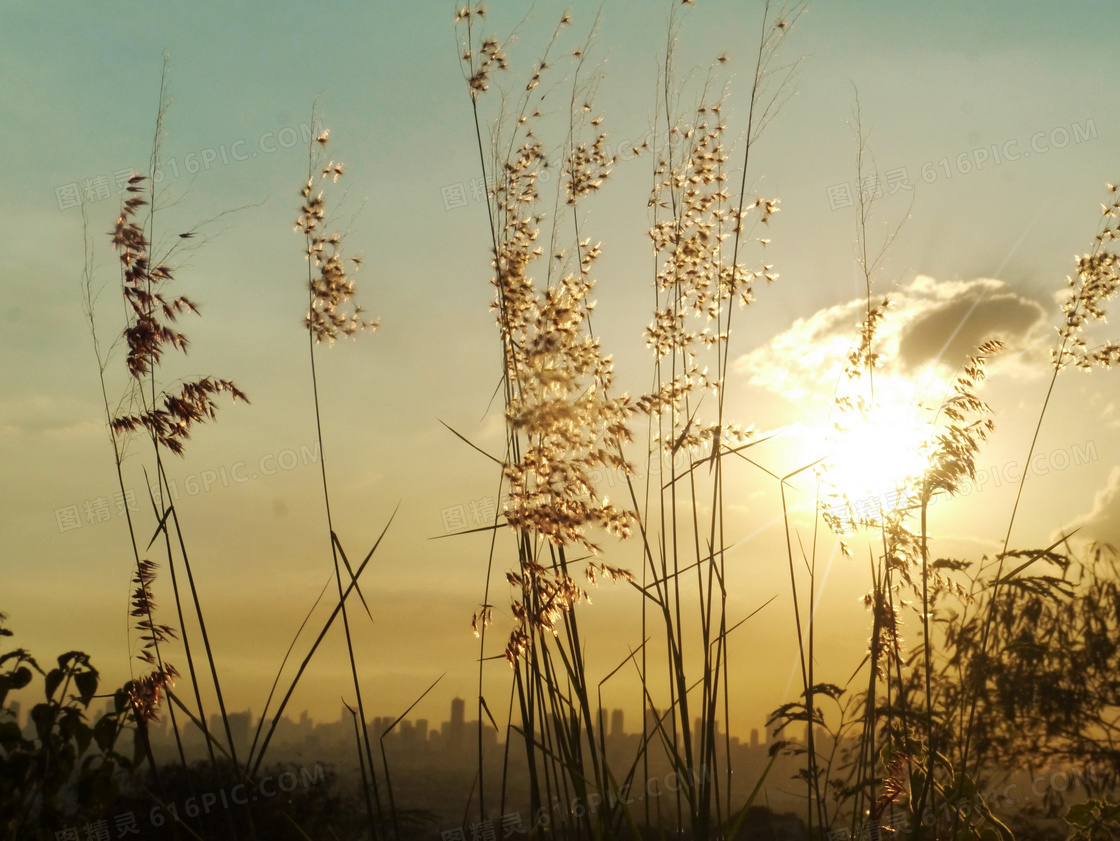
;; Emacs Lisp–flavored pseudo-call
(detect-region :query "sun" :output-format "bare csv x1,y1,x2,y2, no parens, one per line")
818,398,935,522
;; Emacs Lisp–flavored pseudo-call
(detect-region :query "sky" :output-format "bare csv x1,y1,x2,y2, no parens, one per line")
2,0,1118,744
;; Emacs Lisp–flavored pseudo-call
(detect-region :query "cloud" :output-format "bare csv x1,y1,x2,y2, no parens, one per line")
735,275,1050,402
896,288,1045,373
0,394,103,438
1061,466,1120,550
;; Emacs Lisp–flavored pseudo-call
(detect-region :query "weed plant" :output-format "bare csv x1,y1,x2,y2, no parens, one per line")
2,4,1119,841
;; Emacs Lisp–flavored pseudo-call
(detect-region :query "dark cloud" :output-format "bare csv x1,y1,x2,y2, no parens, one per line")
897,293,1046,372
737,275,1051,399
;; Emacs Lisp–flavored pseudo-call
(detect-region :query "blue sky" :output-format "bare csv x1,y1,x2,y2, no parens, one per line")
2,0,1118,737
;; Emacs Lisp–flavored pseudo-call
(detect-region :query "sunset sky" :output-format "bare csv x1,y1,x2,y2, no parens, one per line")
2,0,1118,743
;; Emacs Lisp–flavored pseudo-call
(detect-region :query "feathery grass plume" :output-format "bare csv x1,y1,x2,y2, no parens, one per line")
809,117,912,838
811,193,1118,841
459,5,648,830
296,129,377,343
797,103,1013,837
287,118,386,840
460,5,635,577
108,172,248,455
499,265,638,553
923,341,1003,501
957,181,1120,803
632,3,803,835
122,554,180,796
1054,185,1120,372
130,559,179,675
81,174,192,810
87,65,254,838
107,164,247,745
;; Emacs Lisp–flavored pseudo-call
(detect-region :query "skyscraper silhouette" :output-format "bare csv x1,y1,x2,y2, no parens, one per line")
449,697,465,752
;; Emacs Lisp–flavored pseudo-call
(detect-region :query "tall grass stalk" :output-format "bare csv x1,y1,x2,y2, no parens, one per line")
292,117,386,838
957,184,1120,802
636,1,800,835
85,56,255,839
773,147,1119,841
455,3,801,837
58,13,1120,841
459,4,640,833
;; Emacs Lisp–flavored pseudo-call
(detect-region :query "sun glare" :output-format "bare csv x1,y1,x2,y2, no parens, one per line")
819,400,934,521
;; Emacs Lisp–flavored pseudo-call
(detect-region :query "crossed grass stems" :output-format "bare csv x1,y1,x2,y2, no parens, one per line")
74,4,1120,841
81,58,401,839
457,3,1120,839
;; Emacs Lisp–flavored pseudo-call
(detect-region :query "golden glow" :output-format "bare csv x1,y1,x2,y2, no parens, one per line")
819,399,933,521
